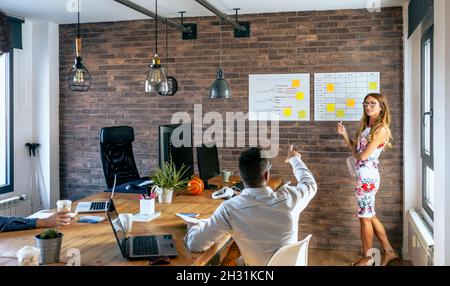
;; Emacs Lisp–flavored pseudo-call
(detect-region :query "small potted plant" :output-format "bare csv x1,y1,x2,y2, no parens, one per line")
150,160,189,203
34,228,63,265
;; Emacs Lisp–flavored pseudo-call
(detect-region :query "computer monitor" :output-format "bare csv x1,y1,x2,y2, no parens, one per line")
158,123,194,180
196,143,220,189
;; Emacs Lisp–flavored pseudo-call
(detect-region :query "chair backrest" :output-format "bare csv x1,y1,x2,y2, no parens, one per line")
266,234,312,266
99,126,141,188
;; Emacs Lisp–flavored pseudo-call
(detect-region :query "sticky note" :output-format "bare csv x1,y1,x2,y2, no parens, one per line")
292,79,300,88
369,82,378,90
326,83,335,93
346,99,355,107
326,104,335,113
296,92,305,100
298,110,307,119
282,108,292,117
336,109,345,118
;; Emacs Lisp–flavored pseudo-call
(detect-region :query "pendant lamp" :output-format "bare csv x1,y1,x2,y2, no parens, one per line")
157,19,178,96
209,18,231,99
66,0,91,92
145,0,168,94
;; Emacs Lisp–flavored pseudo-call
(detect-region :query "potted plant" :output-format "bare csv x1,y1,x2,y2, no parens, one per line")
34,228,63,265
150,160,189,203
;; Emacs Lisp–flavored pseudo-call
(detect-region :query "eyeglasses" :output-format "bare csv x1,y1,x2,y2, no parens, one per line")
362,102,378,108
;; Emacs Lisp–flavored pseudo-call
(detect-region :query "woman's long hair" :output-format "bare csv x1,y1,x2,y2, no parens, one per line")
354,93,392,149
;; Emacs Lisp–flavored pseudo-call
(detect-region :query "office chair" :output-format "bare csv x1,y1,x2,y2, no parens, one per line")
99,126,142,189
266,234,312,266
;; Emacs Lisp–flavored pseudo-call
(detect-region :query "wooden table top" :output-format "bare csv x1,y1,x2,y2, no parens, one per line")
0,176,281,266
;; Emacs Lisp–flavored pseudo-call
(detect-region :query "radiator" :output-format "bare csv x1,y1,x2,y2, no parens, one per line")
407,209,434,266
0,195,30,216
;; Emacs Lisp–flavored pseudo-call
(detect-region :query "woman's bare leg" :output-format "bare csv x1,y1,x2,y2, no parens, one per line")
371,216,398,265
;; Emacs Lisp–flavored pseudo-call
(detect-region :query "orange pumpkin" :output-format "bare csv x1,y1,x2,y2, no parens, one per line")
187,176,204,195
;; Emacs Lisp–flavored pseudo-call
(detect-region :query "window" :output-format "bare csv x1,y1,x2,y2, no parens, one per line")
421,25,434,219
0,51,13,195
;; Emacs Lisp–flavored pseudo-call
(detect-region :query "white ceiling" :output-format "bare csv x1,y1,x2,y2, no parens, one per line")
1,0,404,24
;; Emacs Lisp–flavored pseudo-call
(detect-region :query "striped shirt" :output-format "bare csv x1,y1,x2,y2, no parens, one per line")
184,156,317,266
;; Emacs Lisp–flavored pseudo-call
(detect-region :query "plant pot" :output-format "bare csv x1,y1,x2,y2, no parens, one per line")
34,233,63,265
158,188,174,203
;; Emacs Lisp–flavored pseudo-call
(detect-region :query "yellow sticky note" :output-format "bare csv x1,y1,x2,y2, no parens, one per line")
292,79,300,88
326,104,335,113
346,99,355,107
326,83,335,93
369,82,378,90
336,109,345,118
296,92,305,100
298,110,307,119
282,108,292,117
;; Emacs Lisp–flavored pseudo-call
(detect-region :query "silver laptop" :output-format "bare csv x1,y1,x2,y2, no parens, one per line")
75,175,117,213
106,199,177,259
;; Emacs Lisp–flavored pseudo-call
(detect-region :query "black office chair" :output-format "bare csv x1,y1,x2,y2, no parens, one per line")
99,126,142,189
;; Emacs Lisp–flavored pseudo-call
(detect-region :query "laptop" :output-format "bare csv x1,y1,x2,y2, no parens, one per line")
106,199,178,260
75,175,117,213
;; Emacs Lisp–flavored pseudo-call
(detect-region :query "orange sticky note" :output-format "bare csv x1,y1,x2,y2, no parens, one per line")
292,79,300,88
296,92,305,100
346,99,355,107
369,82,378,90
326,83,335,93
326,104,335,113
336,109,345,118
282,108,292,117
298,110,307,119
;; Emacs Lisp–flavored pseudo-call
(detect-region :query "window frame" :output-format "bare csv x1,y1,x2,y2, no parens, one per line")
420,25,434,220
0,52,14,195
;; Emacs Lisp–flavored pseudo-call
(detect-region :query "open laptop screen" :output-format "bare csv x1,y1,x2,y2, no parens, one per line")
107,199,127,256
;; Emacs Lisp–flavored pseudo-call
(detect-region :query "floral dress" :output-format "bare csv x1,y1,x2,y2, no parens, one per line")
355,127,385,218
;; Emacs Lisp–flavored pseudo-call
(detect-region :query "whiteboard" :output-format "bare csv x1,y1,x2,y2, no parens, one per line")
249,74,310,121
314,72,380,121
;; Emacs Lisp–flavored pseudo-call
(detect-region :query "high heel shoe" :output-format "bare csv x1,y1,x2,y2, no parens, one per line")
351,256,375,266
381,249,399,266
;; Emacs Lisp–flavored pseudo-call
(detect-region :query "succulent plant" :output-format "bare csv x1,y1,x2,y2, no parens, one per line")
39,228,59,239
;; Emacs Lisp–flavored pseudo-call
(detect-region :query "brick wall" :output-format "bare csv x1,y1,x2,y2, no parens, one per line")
59,7,403,251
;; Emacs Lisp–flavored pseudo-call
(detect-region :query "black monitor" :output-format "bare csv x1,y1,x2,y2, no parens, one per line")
196,142,220,189
158,123,194,180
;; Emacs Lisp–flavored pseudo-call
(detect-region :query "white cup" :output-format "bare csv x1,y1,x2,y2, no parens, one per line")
140,198,155,215
17,246,41,266
56,200,72,212
118,213,133,233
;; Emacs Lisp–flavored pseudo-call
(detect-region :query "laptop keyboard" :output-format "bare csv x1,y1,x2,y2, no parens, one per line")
132,236,159,256
90,201,107,211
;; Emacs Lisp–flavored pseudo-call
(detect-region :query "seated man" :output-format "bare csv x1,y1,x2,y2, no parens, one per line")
0,212,71,232
184,145,317,266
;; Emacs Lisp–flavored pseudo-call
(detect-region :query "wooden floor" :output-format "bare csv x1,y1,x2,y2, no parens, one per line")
221,242,412,266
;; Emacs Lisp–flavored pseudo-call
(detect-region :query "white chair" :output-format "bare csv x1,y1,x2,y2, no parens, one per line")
266,234,312,266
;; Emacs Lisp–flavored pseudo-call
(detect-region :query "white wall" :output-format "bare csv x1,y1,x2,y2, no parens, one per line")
433,0,450,266
403,0,450,265
402,3,423,260
0,19,59,215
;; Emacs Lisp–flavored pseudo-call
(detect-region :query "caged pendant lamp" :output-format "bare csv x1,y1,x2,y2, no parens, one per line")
145,0,168,94
66,0,91,92
209,18,231,99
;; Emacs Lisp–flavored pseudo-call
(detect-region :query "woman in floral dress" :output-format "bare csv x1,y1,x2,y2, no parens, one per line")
337,93,399,266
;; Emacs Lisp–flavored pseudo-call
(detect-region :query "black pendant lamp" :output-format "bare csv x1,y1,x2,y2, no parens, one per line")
145,0,168,94
209,19,231,99
66,0,91,92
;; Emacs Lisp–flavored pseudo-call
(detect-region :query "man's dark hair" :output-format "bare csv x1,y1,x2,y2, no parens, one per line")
239,147,269,187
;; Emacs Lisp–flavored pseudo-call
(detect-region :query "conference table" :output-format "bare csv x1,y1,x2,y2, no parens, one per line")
0,176,281,266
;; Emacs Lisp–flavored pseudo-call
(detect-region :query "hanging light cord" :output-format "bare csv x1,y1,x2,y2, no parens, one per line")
77,0,80,38
155,0,158,54
219,18,222,69
165,19,168,72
